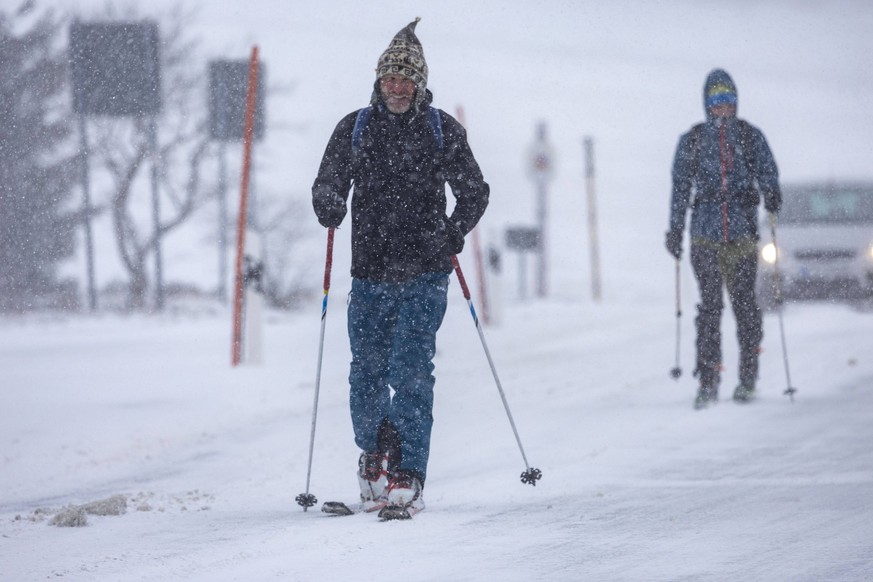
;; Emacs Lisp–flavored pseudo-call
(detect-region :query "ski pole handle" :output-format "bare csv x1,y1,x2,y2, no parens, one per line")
451,255,471,300
768,212,777,251
324,227,335,292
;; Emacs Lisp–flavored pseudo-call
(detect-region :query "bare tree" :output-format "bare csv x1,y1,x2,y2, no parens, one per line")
84,3,212,310
75,3,316,313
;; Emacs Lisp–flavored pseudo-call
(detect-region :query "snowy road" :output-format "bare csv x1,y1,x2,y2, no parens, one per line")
2,297,871,581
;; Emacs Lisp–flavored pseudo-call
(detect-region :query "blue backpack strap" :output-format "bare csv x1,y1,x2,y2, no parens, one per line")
352,105,443,151
428,106,443,150
736,118,756,176
351,107,372,152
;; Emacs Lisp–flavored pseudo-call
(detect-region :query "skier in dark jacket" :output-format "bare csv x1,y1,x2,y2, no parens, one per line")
666,69,781,409
312,18,489,513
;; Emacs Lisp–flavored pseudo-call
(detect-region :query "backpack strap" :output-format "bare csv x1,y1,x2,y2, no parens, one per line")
350,105,444,153
735,119,756,178
688,122,704,178
351,107,373,152
428,107,443,150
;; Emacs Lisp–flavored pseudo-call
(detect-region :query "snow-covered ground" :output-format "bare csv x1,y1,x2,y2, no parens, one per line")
3,0,873,580
2,291,872,580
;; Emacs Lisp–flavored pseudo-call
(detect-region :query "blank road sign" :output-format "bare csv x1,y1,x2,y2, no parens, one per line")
70,21,161,116
208,59,266,142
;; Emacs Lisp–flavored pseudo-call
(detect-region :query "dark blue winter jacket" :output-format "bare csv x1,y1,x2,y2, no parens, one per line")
669,70,781,243
313,87,489,282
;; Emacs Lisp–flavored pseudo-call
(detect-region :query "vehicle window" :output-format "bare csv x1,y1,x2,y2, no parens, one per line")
780,187,873,225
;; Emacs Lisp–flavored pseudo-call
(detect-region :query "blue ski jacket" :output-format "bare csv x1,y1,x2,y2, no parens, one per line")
668,71,781,243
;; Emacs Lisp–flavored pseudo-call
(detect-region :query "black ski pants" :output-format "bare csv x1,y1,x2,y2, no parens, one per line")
690,238,763,390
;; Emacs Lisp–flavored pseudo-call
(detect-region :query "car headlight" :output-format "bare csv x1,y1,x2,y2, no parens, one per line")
868,242,873,260
761,242,778,264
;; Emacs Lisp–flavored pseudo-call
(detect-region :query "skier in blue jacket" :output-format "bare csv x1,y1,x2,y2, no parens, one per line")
666,69,781,409
312,18,489,512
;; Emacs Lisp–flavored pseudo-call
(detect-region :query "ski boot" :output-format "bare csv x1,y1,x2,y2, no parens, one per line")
732,384,756,403
357,451,388,506
694,386,718,410
379,470,425,520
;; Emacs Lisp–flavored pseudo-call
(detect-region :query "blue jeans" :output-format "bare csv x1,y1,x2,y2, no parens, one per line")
348,273,449,484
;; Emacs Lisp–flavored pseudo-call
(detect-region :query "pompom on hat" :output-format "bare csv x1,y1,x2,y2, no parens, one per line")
376,18,428,102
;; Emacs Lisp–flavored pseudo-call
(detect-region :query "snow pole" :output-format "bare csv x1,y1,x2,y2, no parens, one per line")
670,258,682,379
296,227,336,511
455,105,490,325
451,255,542,487
231,46,260,367
768,213,798,401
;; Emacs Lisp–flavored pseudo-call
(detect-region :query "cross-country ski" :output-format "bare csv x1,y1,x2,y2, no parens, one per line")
320,500,386,516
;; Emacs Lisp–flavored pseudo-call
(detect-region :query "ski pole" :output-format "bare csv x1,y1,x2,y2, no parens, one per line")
768,213,797,402
296,227,336,510
451,255,542,486
670,258,682,380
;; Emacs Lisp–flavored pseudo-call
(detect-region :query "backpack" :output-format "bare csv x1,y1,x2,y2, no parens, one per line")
351,105,444,153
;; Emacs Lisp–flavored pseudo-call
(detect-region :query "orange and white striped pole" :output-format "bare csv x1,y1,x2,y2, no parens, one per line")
455,105,490,325
231,46,260,366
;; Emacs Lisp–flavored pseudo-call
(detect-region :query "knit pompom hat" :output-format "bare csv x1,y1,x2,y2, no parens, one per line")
376,18,428,104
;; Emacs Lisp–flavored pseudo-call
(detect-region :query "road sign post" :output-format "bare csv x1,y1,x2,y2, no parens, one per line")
527,122,554,298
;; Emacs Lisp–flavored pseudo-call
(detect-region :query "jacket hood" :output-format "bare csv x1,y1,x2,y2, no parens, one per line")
703,69,738,118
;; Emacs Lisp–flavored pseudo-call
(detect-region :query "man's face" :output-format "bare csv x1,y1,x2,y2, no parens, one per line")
709,104,736,118
380,74,416,114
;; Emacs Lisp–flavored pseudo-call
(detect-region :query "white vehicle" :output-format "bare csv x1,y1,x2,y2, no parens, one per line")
757,182,873,309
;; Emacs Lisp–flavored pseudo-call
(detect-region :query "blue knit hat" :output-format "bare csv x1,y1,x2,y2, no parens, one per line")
704,69,737,110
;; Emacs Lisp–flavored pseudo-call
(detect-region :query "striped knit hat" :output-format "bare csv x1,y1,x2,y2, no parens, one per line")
704,69,738,110
376,18,428,102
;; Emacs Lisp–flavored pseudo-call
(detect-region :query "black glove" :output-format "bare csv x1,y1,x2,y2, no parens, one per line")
312,188,346,228
665,230,682,259
442,219,466,255
764,196,781,214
